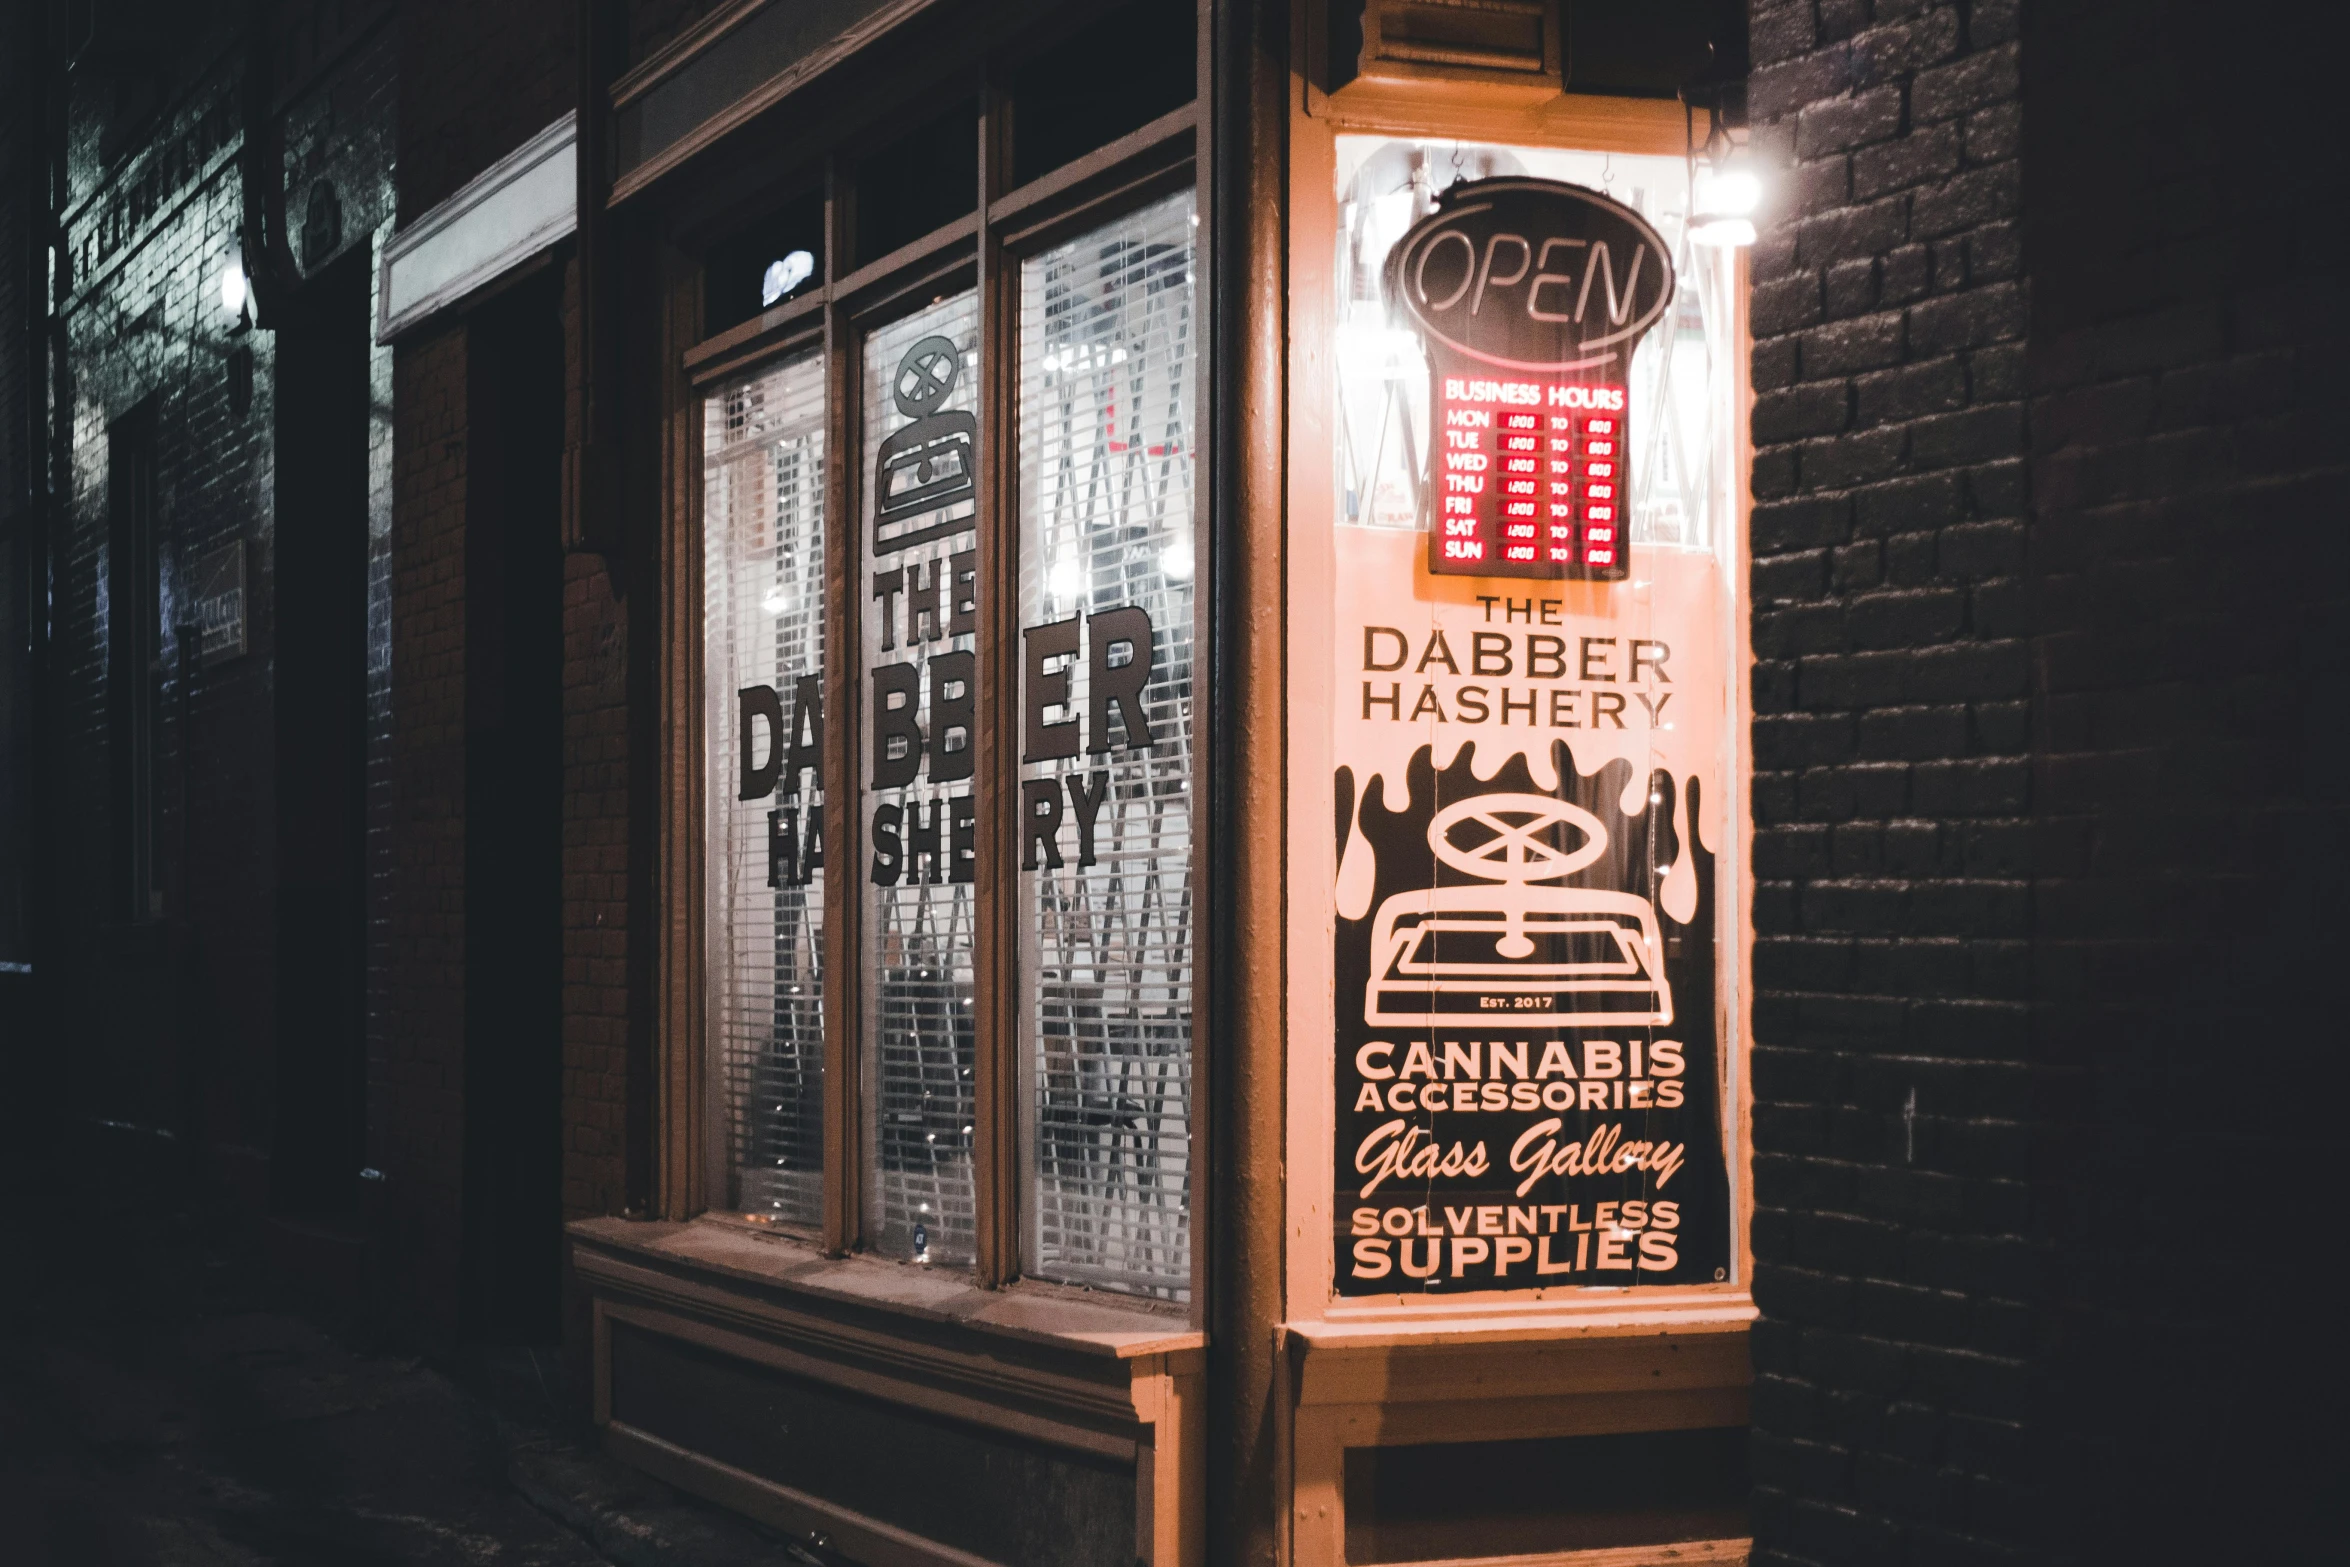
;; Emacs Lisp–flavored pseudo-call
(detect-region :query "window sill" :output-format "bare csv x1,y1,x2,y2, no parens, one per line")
570,1216,1207,1564
568,1214,1200,1450
569,1214,1199,1366
1297,1287,1757,1350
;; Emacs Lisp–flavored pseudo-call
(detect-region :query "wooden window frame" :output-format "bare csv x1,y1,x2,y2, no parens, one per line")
1280,76,1756,1337
662,76,1211,1316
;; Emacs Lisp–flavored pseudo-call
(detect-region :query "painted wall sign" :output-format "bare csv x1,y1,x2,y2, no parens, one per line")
1385,178,1673,581
1332,174,1727,1297
192,540,247,664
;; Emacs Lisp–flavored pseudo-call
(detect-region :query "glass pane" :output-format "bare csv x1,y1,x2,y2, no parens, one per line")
860,293,983,1266
704,348,827,1226
1016,190,1197,1300
1326,139,1744,1296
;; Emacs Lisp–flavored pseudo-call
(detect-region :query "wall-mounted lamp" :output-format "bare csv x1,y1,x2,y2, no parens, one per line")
221,237,252,330
1690,156,1761,248
1683,80,1760,250
761,249,815,308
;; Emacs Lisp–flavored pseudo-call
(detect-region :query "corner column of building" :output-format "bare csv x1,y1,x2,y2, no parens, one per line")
386,323,475,1332
1208,0,1292,1560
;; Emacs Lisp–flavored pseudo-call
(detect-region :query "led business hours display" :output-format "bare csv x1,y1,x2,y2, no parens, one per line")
1435,381,1625,576
1383,177,1674,582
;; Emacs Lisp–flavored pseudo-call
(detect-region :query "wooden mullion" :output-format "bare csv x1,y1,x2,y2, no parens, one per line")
989,156,1200,265
982,102,1197,233
655,240,709,1222
1185,0,1214,1327
830,216,980,313
971,74,1022,1291
682,291,828,386
820,154,862,1257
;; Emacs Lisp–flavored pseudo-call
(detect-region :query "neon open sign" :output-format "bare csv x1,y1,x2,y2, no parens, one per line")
1384,178,1674,581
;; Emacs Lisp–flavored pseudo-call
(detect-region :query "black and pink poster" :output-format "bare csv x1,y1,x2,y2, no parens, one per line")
1329,179,1731,1295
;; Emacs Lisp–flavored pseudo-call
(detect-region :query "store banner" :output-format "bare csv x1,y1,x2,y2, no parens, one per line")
1331,178,1731,1295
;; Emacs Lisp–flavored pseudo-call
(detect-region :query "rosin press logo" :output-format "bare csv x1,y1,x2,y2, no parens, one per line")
1383,178,1675,581
1365,794,1673,1028
874,335,979,554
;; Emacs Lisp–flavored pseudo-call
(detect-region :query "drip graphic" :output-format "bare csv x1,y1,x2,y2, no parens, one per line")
1330,744,1731,1294
1336,795,1377,922
1659,772,1698,925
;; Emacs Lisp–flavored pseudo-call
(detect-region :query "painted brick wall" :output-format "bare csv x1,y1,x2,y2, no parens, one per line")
1742,2,2038,1562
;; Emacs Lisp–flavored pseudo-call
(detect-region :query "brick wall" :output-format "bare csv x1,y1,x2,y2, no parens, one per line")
0,1,37,984
385,321,469,1326
33,14,401,1195
38,20,396,1179
1743,1,2038,1561
558,260,637,1220
1745,0,2346,1560
2019,2,2345,1560
385,0,649,1318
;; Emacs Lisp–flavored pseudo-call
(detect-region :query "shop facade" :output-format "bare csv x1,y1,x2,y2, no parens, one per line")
11,0,2336,1563
554,3,1760,1562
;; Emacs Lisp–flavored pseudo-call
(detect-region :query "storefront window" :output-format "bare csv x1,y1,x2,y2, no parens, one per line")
705,347,828,1226
1016,189,1198,1299
687,87,1200,1293
860,294,984,1266
1326,138,1746,1296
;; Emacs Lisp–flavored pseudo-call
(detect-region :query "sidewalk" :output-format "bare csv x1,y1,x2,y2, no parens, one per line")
0,1134,819,1567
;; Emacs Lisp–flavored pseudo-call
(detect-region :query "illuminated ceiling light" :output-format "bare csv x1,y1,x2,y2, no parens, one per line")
761,249,814,307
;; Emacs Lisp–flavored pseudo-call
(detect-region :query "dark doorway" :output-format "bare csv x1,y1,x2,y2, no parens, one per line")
271,254,371,1219
459,275,565,1342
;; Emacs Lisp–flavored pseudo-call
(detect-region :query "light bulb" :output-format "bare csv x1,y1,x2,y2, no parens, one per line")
1694,166,1761,217
1159,535,1194,581
1049,558,1082,600
221,256,247,317
1690,156,1762,249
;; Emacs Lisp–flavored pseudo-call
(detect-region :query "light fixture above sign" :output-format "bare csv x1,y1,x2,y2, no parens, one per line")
1382,177,1675,580
1690,156,1761,248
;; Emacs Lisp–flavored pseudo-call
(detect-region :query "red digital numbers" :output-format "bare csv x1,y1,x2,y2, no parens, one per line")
1429,378,1630,581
